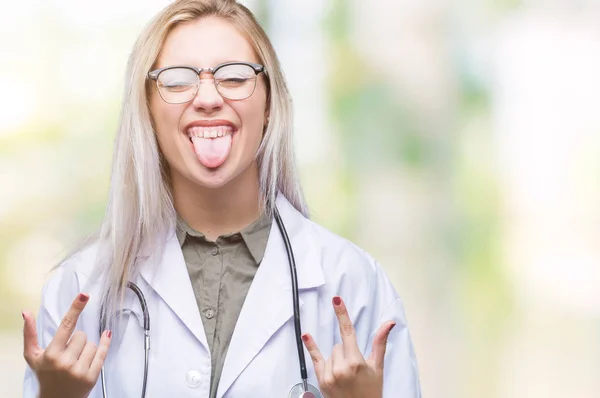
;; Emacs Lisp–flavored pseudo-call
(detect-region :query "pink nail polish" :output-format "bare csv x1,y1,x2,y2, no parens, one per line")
79,293,89,303
301,333,309,343
332,296,341,306
389,323,396,332
107,330,112,339
21,312,25,321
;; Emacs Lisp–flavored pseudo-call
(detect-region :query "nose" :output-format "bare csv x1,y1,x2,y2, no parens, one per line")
191,75,224,113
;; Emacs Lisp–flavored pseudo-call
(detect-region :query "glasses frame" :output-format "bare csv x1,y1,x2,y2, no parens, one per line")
147,61,268,104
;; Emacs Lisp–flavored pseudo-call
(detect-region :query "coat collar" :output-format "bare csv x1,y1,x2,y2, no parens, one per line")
270,193,325,290
138,193,325,382
217,194,325,396
138,225,210,350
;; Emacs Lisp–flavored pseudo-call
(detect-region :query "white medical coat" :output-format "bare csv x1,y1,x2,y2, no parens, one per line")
23,195,421,397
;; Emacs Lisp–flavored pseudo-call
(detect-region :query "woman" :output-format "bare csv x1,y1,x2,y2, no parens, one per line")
22,1,421,397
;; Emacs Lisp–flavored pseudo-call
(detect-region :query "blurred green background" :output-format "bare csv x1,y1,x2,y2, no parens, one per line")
2,0,599,396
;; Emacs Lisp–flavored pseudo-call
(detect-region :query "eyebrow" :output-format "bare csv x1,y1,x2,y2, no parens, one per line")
156,59,259,69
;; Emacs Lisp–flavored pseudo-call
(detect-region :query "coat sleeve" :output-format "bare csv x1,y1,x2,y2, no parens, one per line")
22,265,81,398
376,297,422,397
351,254,422,398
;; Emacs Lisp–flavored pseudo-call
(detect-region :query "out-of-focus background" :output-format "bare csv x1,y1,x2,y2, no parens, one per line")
2,0,599,396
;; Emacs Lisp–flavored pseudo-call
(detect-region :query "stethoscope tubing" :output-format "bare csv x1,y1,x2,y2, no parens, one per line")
100,282,150,398
99,206,317,397
273,207,309,382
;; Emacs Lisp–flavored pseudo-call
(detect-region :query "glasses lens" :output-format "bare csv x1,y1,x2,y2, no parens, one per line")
214,64,257,100
157,68,198,103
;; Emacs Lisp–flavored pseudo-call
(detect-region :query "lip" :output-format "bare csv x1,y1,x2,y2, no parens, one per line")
183,119,237,132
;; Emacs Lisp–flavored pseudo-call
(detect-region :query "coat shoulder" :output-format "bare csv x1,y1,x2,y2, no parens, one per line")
301,217,380,281
299,215,405,310
40,240,101,312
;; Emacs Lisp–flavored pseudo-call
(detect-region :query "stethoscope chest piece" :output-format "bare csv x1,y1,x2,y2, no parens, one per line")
288,382,322,398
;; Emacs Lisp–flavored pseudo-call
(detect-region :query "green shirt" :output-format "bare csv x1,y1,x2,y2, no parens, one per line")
176,213,272,397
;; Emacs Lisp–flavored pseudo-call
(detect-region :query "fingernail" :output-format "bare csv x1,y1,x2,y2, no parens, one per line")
332,296,341,306
21,312,25,321
78,293,89,303
389,322,396,332
301,333,309,343
107,330,112,339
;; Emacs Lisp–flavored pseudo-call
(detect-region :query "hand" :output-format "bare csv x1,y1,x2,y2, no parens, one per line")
23,293,112,398
302,296,395,398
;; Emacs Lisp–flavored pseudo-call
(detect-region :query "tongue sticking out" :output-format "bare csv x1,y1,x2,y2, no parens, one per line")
191,135,233,169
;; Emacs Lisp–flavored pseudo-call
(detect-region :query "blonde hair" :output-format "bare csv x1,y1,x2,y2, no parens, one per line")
89,0,307,330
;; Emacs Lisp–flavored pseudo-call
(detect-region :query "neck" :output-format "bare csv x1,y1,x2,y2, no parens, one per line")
171,166,262,241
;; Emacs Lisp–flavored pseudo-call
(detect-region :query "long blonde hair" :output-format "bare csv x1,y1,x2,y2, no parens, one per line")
91,0,307,330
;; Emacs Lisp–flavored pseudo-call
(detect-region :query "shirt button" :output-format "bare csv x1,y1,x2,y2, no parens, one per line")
185,370,202,388
211,247,219,256
205,309,215,319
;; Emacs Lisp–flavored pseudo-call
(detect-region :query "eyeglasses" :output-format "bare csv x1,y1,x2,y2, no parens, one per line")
148,61,267,104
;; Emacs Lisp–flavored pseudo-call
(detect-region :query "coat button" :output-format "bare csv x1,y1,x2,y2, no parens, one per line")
211,247,219,256
185,370,202,388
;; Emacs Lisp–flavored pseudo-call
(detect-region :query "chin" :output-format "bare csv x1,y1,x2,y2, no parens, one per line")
173,144,258,191
187,165,236,190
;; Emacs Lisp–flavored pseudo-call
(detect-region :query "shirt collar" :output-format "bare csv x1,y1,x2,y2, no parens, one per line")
239,210,272,264
175,211,273,265
175,217,192,246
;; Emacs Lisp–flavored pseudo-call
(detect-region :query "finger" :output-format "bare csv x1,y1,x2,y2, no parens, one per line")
50,293,89,350
332,296,361,358
22,311,42,367
301,333,325,379
64,330,87,362
324,348,334,387
369,321,396,370
89,330,112,377
76,341,98,370
331,343,345,380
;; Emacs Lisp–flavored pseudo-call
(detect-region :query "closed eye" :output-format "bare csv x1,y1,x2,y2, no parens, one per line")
161,82,195,92
218,78,251,88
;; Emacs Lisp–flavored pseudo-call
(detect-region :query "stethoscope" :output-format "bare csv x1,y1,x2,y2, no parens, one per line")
100,207,322,398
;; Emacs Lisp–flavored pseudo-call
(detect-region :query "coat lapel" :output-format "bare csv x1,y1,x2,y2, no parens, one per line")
139,229,209,352
217,195,325,397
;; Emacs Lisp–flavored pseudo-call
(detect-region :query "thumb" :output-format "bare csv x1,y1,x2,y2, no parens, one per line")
369,321,396,370
22,311,42,367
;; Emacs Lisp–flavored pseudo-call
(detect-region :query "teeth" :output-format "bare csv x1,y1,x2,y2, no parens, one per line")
187,125,233,139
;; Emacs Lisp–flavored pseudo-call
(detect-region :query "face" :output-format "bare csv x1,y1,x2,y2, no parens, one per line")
149,17,269,190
